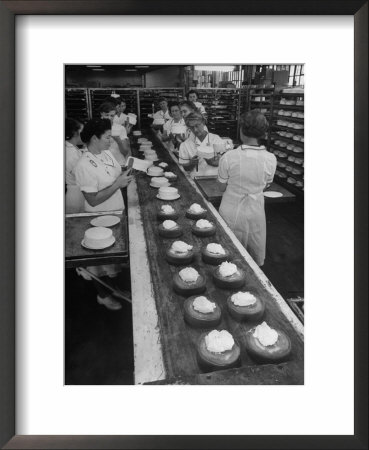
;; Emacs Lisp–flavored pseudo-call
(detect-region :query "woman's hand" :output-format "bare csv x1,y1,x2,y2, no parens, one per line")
111,135,121,144
114,172,133,189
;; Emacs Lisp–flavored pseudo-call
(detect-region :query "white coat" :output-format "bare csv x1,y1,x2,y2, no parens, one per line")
217,144,277,266
74,150,124,213
74,149,126,278
152,109,171,125
179,132,224,177
194,101,206,115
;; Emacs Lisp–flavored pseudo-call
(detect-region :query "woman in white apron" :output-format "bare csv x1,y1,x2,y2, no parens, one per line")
179,100,208,142
187,90,206,116
74,118,133,310
113,98,128,126
65,118,85,213
151,97,171,132
162,102,187,151
217,110,277,266
179,112,223,177
99,101,131,166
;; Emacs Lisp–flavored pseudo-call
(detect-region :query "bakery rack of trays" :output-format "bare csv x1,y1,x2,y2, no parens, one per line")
65,88,90,122
238,85,275,149
195,88,240,141
270,88,304,195
88,88,139,122
137,88,185,130
247,85,275,119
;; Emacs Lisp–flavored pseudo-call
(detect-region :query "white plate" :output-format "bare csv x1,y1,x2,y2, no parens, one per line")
264,191,283,198
150,182,170,188
156,193,180,201
81,236,116,250
90,215,120,227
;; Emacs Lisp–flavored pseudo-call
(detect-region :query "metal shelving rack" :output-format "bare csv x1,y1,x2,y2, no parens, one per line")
88,88,139,121
65,88,90,122
137,88,185,129
270,90,304,194
238,85,275,148
196,88,239,141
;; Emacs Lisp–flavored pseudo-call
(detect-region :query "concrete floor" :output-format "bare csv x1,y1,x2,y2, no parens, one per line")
263,198,304,300
65,198,304,385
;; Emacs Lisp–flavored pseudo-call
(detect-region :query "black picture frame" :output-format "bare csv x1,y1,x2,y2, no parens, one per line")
1,1,367,449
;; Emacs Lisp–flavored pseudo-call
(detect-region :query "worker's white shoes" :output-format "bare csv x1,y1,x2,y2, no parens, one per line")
97,295,122,311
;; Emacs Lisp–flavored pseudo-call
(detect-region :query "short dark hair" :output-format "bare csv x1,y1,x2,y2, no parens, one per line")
65,118,82,140
158,97,167,104
80,118,111,144
240,109,269,138
98,101,116,114
184,111,205,126
168,101,180,111
187,90,199,99
179,100,197,112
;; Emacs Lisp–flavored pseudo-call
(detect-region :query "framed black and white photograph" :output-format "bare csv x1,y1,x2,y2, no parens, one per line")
1,1,367,449
64,63,305,387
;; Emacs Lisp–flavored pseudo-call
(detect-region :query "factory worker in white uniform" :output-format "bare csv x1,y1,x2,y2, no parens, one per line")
179,100,208,141
217,110,277,266
179,111,223,177
187,90,206,116
99,101,131,166
113,98,134,136
113,98,128,126
65,118,85,213
151,97,171,127
74,118,133,310
162,101,187,151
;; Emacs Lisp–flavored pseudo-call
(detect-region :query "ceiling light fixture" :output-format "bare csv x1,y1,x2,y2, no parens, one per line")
135,65,149,68
86,65,102,68
194,65,236,72
92,68,105,71
125,69,138,72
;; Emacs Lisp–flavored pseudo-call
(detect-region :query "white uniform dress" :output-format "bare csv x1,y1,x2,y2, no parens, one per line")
152,109,171,125
74,150,124,213
74,150,124,278
194,101,206,115
179,132,223,177
113,112,128,126
163,118,187,135
217,144,277,266
110,124,129,166
65,141,85,213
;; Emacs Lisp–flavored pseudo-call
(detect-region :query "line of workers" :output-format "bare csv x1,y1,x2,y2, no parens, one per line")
65,90,277,310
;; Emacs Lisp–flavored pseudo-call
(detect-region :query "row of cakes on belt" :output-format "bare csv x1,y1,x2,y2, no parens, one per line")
136,137,176,166
147,164,178,190
157,201,292,371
